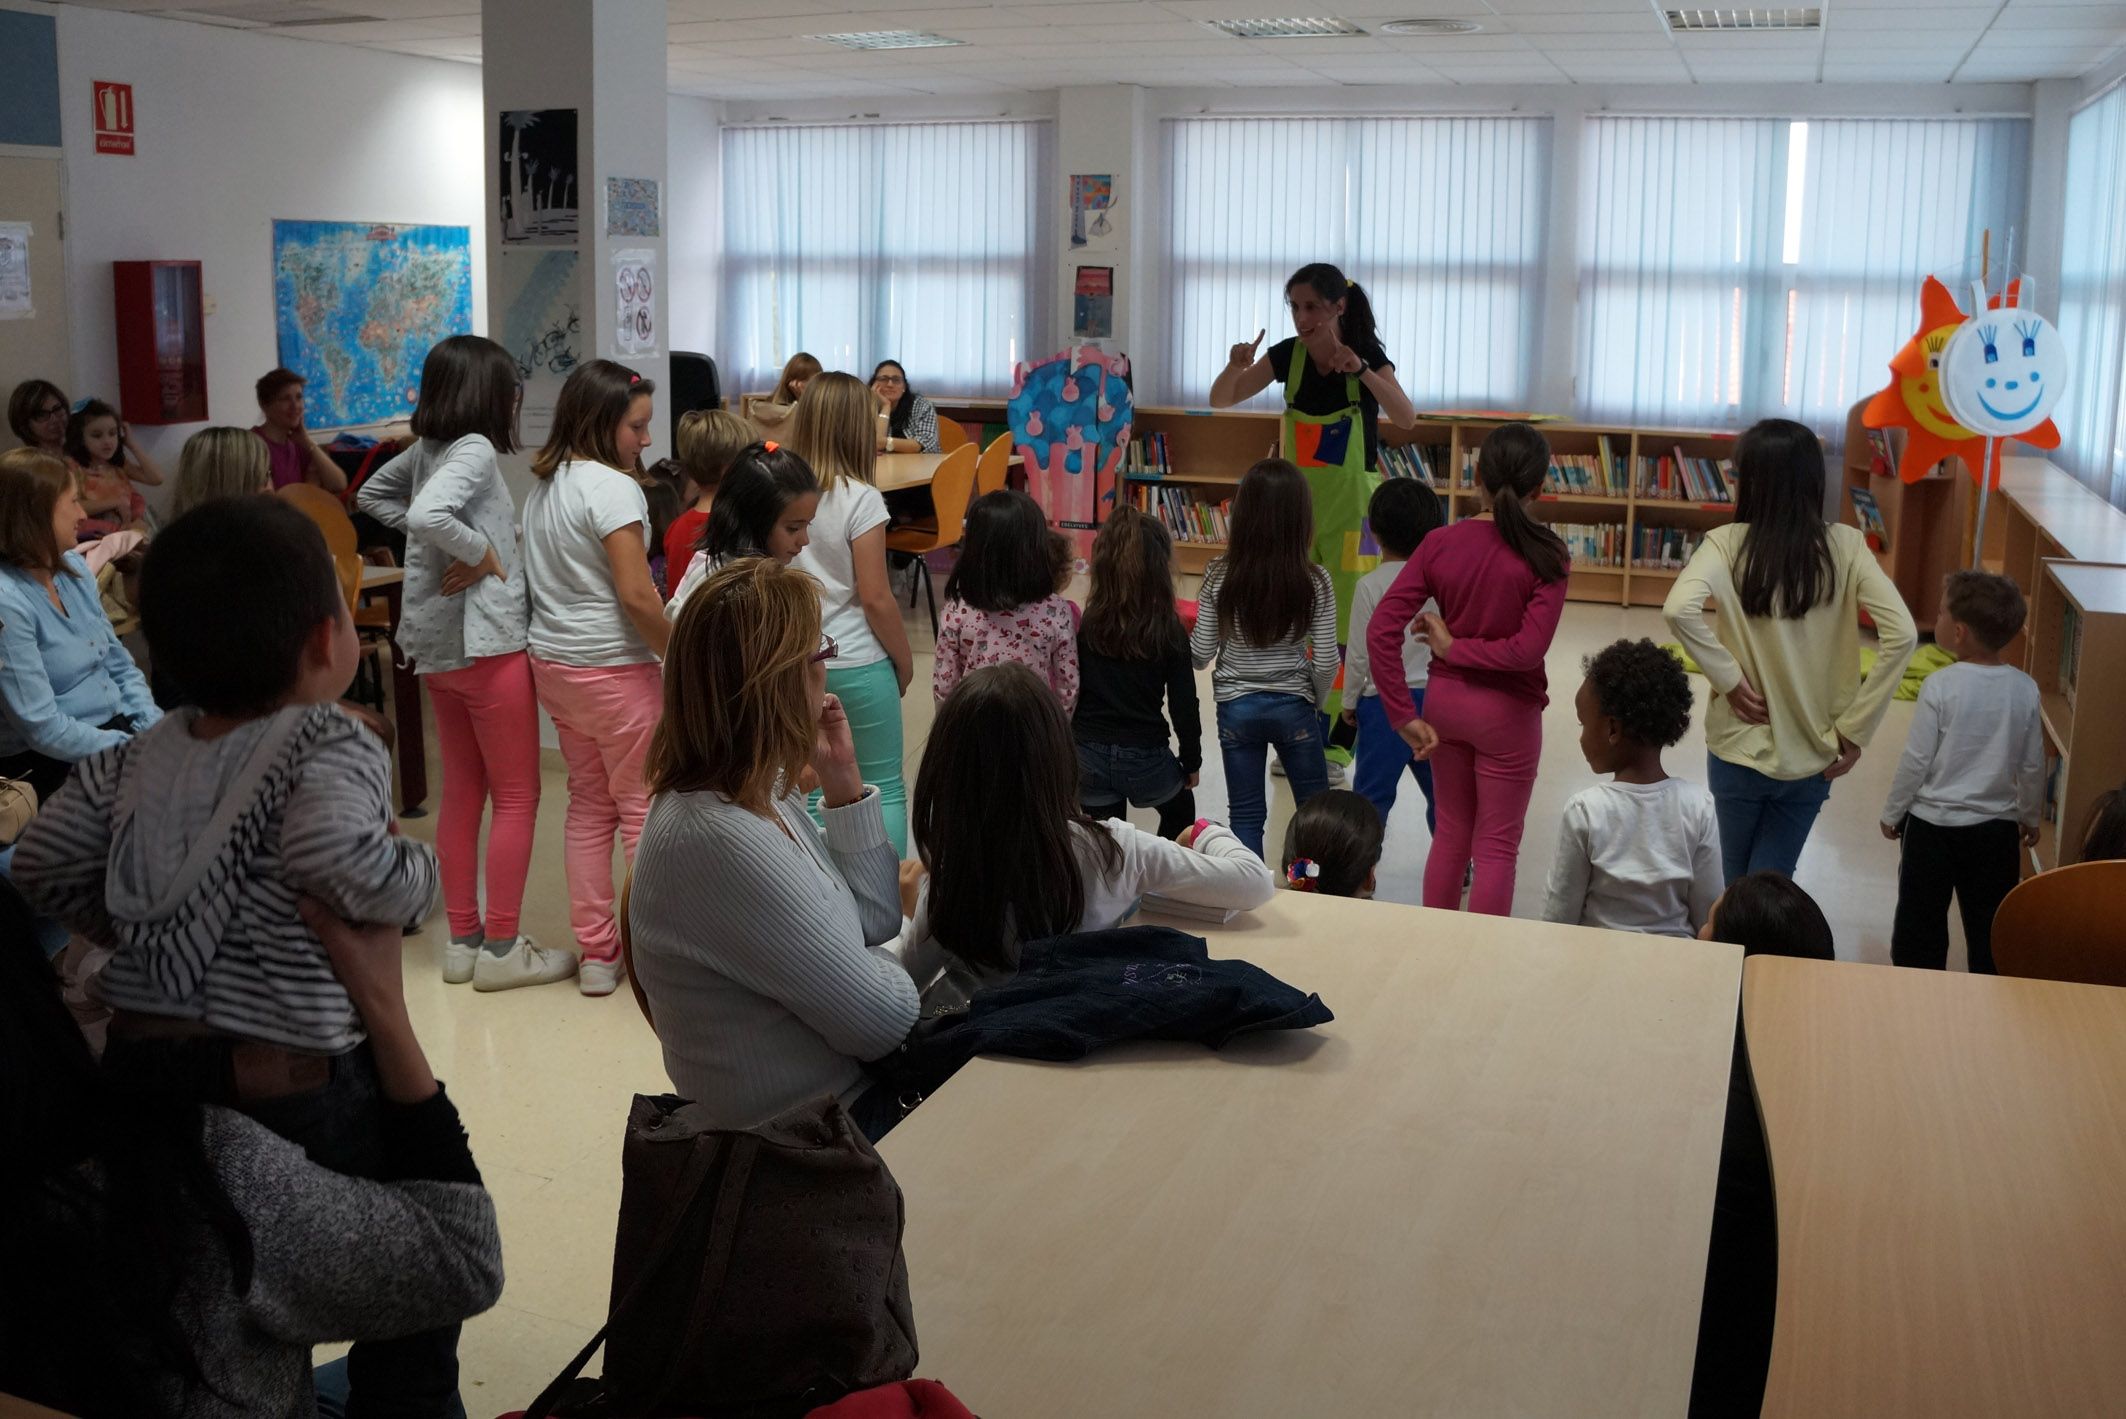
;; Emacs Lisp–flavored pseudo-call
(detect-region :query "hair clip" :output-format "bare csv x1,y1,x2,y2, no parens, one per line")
628,372,641,385
763,440,779,453
1285,858,1321,891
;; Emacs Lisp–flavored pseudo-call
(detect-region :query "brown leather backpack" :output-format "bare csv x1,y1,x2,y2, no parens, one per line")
527,1093,919,1419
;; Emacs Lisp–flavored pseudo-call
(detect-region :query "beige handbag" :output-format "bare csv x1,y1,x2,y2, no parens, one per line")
0,775,37,846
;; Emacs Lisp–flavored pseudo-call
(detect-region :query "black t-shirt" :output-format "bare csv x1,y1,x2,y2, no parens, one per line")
1267,334,1393,471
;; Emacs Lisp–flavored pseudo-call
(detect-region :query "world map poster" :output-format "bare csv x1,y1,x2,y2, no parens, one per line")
272,220,474,428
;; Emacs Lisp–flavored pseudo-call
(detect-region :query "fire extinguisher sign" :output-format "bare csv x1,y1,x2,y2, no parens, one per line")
93,82,134,155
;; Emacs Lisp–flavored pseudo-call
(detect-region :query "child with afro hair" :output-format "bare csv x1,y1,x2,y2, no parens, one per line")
1542,638,1723,937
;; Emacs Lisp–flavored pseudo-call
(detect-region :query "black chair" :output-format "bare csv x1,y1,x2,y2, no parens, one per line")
669,352,721,442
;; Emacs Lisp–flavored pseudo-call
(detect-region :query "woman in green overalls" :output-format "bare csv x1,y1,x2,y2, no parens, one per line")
1209,263,1418,717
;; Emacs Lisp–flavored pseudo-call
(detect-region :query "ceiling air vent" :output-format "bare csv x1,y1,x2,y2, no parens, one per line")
807,30,966,50
1201,17,1368,39
1665,8,1823,31
1378,19,1485,36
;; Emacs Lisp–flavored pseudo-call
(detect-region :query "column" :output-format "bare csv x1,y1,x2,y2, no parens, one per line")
482,0,669,496
1054,86,1148,370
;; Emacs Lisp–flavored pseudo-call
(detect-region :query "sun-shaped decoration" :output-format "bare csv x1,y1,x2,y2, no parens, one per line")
1863,276,2062,488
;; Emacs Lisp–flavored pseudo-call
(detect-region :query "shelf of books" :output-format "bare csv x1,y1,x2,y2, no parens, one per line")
1837,398,1966,626
2023,559,2126,874
1100,408,1744,604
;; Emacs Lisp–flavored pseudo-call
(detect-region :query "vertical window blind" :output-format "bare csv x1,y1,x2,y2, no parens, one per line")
719,120,1049,398
1161,116,1551,410
2059,82,2126,510
1578,115,2029,433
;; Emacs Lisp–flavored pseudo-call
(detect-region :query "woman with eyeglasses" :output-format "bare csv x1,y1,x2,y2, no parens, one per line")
869,360,939,455
629,557,919,1137
7,380,71,459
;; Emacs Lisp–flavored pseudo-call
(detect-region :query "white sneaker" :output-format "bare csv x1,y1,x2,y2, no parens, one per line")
579,955,623,997
472,936,579,992
442,940,478,985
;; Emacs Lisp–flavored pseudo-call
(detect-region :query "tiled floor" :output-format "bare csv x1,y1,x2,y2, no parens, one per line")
382,576,1946,1409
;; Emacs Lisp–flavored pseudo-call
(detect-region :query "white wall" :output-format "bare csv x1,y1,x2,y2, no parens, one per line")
667,95,721,359
49,4,485,484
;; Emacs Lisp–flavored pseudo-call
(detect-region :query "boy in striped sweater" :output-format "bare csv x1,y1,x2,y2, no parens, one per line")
15,496,452,1412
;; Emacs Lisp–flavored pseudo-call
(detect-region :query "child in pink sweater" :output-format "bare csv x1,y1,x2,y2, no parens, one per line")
932,489,1079,712
1365,424,1570,915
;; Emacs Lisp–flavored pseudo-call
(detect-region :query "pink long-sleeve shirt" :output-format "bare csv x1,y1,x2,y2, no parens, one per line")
1365,517,1569,726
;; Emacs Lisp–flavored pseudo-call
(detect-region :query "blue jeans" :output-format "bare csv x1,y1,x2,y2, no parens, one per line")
1218,691,1329,859
1706,753,1833,884
1352,690,1435,835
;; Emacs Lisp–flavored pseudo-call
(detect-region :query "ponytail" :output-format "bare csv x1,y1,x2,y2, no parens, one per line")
1284,263,1380,355
1477,423,1570,583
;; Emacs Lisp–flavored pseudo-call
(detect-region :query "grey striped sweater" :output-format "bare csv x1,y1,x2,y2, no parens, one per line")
1188,558,1340,706
15,703,437,1052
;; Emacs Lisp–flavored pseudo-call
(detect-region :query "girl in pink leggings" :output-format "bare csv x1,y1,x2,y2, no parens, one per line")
522,360,672,997
1364,424,1569,914
359,335,559,990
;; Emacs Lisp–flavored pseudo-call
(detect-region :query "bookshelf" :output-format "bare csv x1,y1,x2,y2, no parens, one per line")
1988,458,2126,670
2023,560,2126,875
1839,399,1966,627
947,401,1744,605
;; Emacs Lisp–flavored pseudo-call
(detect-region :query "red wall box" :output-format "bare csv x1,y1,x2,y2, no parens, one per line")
112,260,207,424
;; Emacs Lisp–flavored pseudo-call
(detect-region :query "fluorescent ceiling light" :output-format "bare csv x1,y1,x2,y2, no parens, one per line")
1201,18,1368,39
1665,8,1823,32
807,30,966,50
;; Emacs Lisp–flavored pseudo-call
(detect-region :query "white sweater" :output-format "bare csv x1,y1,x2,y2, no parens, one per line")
898,819,1277,1014
1541,778,1724,939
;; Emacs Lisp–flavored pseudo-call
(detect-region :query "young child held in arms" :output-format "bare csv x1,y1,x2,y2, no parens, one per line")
902,663,1275,1015
1881,570,2043,974
1544,638,1722,937
1192,458,1340,858
932,488,1080,711
1343,478,1445,834
14,496,450,1412
1074,505,1201,840
664,408,754,592
1281,789,1384,899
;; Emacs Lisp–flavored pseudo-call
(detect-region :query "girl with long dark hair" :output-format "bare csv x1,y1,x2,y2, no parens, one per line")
1665,418,1916,882
663,441,821,617
1208,262,1418,650
1189,458,1340,857
932,489,1079,709
901,664,1274,1014
1364,423,1569,915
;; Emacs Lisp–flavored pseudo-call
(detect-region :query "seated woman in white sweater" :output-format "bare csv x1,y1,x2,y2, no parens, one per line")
901,663,1277,1014
628,558,919,1133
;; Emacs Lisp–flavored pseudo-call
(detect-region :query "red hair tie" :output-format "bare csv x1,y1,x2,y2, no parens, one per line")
628,372,641,385
1285,858,1321,891
763,440,779,453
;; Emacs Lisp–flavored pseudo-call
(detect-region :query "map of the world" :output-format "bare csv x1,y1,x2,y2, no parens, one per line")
272,220,473,428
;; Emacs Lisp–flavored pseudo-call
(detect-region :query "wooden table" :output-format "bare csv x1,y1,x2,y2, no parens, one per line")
873,449,1019,495
878,893,1744,1417
1745,955,2126,1417
356,563,425,816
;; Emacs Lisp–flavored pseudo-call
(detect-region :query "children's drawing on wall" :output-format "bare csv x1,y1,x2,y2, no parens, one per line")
1073,265,1113,340
1070,174,1114,250
0,222,32,319
604,177,661,238
494,249,580,441
499,108,579,246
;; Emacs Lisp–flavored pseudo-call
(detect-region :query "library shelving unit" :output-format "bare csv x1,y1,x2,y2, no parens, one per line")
931,398,1744,606
1986,458,2126,669
1838,399,1966,626
2024,559,2126,874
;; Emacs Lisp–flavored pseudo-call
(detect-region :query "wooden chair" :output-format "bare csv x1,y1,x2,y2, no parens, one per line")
282,484,395,710
933,411,973,454
1992,860,2126,986
885,443,979,637
973,431,1013,497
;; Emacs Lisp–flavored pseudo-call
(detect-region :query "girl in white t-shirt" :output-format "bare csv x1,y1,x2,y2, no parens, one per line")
788,372,916,852
900,663,1277,1015
522,359,671,997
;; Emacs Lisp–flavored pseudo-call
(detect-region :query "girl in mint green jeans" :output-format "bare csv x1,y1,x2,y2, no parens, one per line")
788,373,916,852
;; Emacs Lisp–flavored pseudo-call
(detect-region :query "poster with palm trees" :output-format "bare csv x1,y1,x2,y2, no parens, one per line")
499,108,579,246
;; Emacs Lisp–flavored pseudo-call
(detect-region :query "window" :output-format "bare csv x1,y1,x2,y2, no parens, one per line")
1578,116,2029,432
1162,116,1550,410
2059,83,2126,509
719,120,1049,398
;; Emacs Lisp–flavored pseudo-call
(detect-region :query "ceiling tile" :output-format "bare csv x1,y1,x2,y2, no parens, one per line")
1478,0,1655,11
1982,25,2126,43
1500,11,1672,31
1379,33,1539,51
1524,31,1679,50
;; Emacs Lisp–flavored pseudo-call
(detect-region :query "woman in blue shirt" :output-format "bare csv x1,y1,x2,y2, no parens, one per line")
0,450,160,801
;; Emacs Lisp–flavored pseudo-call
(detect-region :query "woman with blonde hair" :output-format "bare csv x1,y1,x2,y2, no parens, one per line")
628,557,917,1134
171,426,272,519
0,450,159,800
788,371,914,851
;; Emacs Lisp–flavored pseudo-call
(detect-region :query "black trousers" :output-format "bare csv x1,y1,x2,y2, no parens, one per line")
1891,814,2021,974
1097,788,1197,841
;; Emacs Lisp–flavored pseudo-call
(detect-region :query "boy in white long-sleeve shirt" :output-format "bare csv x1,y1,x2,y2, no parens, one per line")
1544,638,1723,938
1881,572,2044,974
